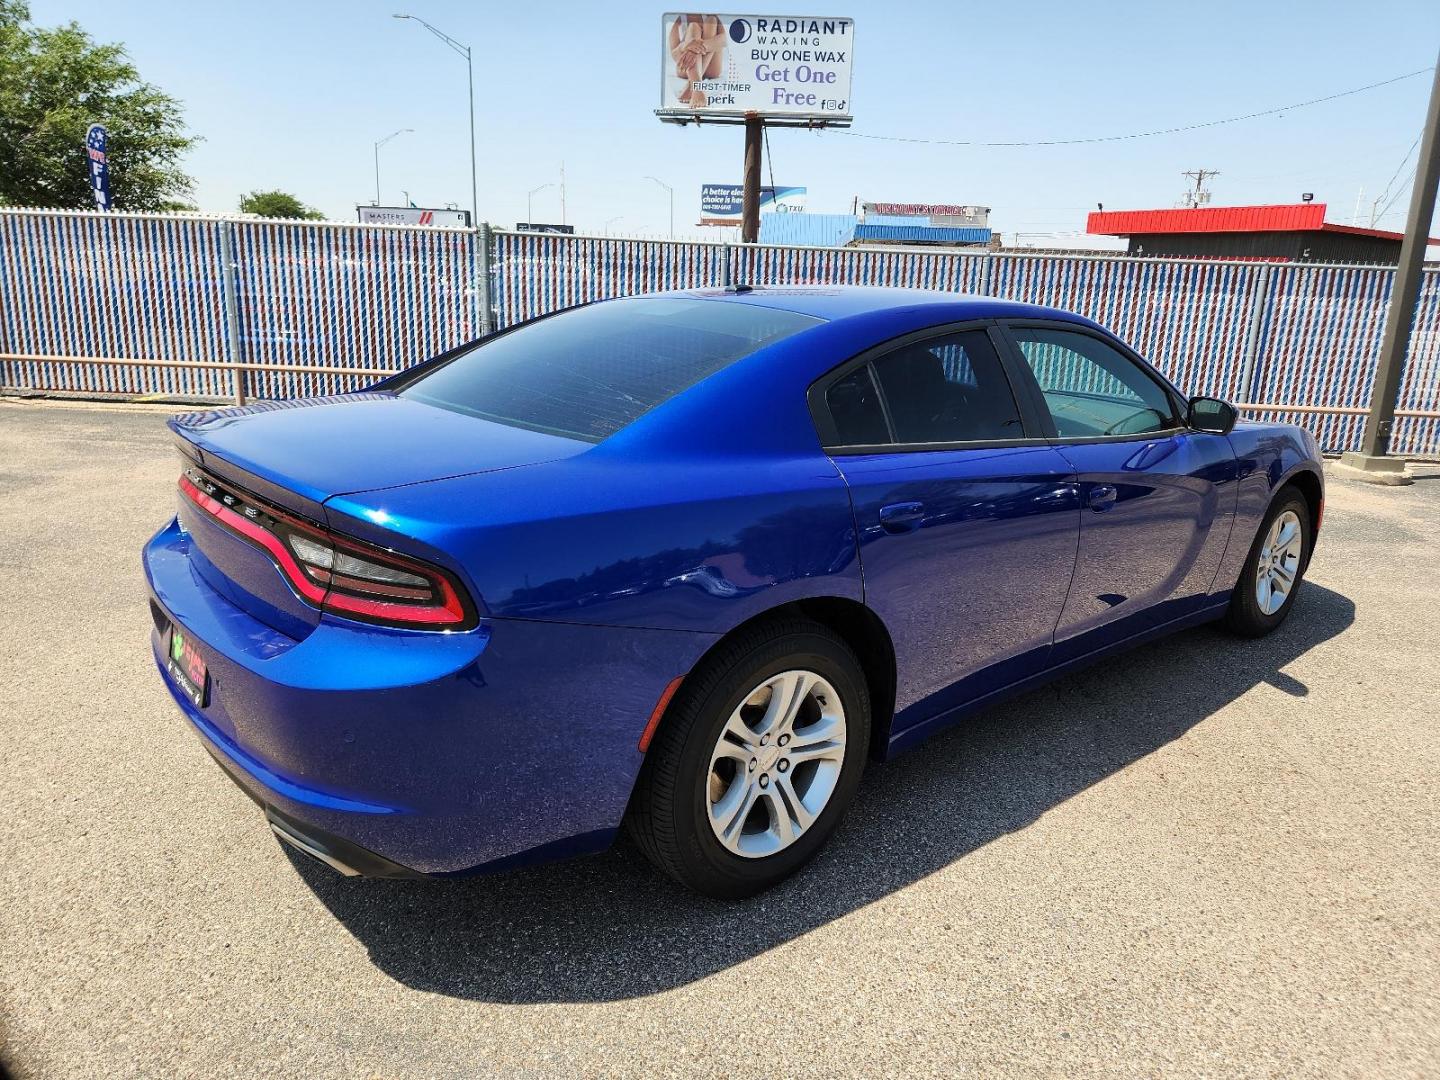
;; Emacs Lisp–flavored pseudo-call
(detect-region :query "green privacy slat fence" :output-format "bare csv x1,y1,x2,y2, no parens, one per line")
3,208,1439,457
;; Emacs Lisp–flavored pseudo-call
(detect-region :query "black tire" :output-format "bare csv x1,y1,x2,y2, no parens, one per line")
626,617,870,899
1224,485,1312,638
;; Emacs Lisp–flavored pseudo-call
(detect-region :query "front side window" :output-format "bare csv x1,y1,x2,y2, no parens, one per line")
399,298,819,442
1010,328,1177,439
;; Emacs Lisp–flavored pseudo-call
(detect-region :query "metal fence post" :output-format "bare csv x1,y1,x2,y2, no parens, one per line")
217,221,246,406
980,251,994,296
723,242,735,288
476,221,495,335
1235,263,1273,403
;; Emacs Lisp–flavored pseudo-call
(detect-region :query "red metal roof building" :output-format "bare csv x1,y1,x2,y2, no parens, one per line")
1087,203,1435,263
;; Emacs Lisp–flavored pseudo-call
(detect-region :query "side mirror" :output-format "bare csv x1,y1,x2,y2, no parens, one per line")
1187,396,1237,435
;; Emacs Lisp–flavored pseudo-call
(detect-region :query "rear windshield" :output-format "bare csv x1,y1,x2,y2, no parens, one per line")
397,297,819,442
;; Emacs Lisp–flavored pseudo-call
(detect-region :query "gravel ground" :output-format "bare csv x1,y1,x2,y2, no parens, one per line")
1,399,1436,1079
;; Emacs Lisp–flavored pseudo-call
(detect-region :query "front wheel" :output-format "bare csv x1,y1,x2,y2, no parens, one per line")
1225,487,1312,637
626,618,870,899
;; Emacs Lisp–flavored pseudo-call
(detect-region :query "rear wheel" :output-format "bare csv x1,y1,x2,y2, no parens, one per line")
627,618,870,899
1225,487,1311,637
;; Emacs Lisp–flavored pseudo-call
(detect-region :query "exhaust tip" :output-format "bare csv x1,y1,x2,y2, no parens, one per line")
268,815,362,877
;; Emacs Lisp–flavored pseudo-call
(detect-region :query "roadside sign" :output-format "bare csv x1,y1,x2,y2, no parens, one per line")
357,205,472,227
700,183,806,225
86,124,111,210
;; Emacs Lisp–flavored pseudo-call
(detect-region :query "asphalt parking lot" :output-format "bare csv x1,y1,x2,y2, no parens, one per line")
1,398,1436,1079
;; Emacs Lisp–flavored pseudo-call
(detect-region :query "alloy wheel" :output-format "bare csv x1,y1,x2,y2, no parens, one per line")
1256,509,1304,616
705,669,847,859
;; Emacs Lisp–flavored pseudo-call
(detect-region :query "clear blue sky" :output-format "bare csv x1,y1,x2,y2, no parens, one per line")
29,0,1440,244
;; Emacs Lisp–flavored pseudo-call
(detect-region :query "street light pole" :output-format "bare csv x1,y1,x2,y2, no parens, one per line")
393,14,478,225
1338,50,1440,486
373,128,413,205
645,175,674,239
527,183,554,226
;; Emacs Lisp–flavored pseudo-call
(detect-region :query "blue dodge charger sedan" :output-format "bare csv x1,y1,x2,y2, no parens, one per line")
144,287,1323,897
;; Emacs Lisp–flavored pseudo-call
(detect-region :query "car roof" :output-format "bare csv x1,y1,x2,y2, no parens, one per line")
665,285,1091,326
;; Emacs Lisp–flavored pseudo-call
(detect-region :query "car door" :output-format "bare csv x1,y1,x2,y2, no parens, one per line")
998,321,1239,662
812,323,1082,739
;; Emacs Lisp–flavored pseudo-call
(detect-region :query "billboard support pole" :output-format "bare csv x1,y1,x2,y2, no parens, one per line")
1337,49,1440,485
741,116,763,244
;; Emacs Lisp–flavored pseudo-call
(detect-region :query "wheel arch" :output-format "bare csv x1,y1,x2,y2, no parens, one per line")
1280,467,1323,533
661,596,899,763
1278,465,1324,568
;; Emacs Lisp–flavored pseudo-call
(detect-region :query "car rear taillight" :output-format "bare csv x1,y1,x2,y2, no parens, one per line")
178,467,475,630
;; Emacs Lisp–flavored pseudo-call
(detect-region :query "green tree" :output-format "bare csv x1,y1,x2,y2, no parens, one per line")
238,189,325,220
0,1,196,210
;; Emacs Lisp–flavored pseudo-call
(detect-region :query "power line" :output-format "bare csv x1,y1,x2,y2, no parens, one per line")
1374,173,1415,226
1371,136,1421,224
830,68,1432,149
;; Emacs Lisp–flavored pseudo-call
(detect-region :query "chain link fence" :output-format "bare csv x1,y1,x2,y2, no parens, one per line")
3,207,1438,456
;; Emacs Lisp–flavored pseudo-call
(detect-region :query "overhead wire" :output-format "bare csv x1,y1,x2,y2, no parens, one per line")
826,68,1432,149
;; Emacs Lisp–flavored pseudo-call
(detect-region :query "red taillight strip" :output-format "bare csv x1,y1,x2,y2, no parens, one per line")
179,474,326,605
178,473,470,629
322,571,433,601
322,575,466,625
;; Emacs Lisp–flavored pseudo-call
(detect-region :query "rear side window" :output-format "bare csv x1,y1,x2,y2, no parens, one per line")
399,298,819,442
826,365,889,446
872,331,1022,443
823,329,1024,448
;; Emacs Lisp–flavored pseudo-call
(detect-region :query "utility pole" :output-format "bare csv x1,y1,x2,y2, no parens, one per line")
741,115,763,243
1338,52,1440,485
560,161,567,226
1180,169,1219,209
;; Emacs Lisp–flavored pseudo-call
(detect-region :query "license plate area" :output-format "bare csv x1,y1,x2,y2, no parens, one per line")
164,620,210,708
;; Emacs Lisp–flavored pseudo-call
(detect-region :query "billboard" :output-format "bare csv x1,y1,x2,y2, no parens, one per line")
659,14,853,124
357,206,472,227
700,183,807,225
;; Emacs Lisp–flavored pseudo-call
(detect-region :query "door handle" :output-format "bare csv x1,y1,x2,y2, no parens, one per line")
879,501,925,533
1087,484,1118,512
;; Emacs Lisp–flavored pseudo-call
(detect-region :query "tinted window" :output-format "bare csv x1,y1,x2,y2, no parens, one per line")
399,298,819,442
1011,328,1176,438
870,330,1022,444
826,364,889,446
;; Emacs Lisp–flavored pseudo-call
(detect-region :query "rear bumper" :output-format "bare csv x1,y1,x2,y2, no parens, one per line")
199,739,422,878
144,516,716,876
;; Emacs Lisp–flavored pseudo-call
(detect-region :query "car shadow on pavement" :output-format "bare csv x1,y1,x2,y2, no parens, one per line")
289,583,1354,1004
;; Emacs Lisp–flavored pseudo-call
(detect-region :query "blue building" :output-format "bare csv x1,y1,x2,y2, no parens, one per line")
758,202,994,249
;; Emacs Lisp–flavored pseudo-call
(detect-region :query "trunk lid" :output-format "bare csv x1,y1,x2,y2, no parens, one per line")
170,393,588,502
168,393,589,637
